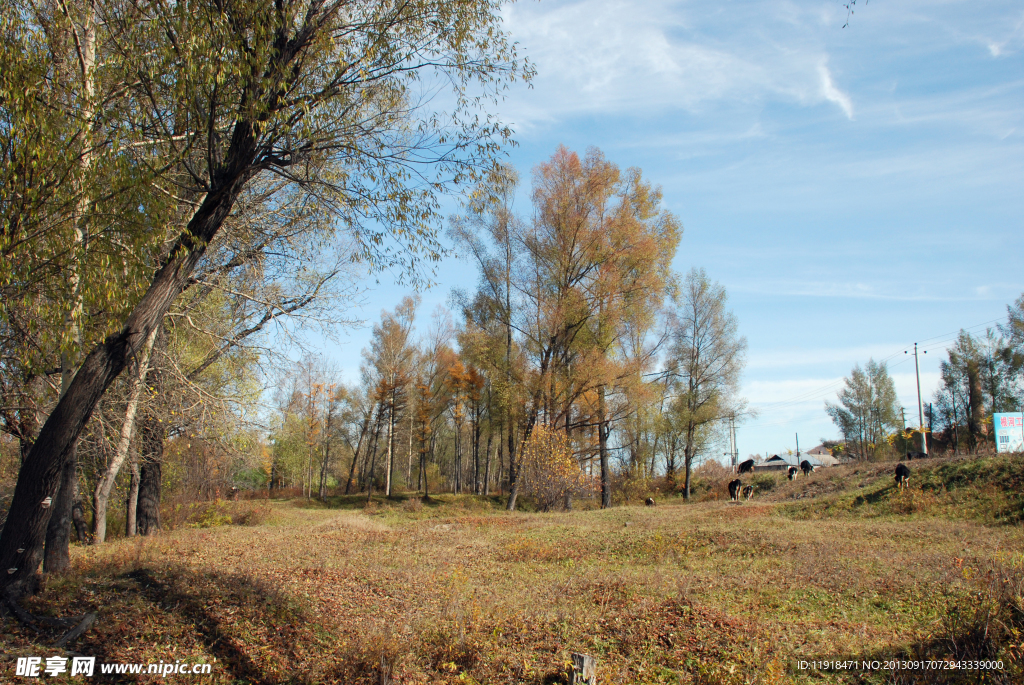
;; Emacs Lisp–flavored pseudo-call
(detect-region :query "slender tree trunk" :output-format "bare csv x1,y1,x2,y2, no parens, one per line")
598,385,611,508
366,408,383,503
92,326,158,544
483,432,493,496
345,409,372,495
506,416,520,511
406,410,413,486
683,421,696,500
385,390,396,497
498,424,505,496
473,404,481,495
319,442,329,501
45,0,97,574
125,455,140,537
71,497,88,543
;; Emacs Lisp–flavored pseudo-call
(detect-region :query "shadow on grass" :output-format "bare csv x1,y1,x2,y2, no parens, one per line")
287,491,513,513
852,484,895,508
117,567,373,684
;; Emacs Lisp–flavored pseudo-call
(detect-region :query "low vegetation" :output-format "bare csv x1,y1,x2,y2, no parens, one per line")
2,453,1022,684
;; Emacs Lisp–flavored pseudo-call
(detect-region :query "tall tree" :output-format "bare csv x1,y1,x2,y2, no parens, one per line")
363,297,418,496
449,164,524,509
934,331,986,453
826,358,902,460
668,268,746,498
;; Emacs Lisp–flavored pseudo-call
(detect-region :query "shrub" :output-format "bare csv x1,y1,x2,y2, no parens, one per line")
750,472,780,493
519,424,598,511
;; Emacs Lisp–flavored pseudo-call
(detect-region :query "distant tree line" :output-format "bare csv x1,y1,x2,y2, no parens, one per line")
267,147,749,510
826,295,1024,459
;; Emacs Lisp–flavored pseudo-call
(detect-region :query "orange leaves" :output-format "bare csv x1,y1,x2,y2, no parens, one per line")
519,424,598,511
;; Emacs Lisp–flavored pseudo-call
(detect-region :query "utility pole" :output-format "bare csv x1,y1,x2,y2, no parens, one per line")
795,433,800,464
906,343,928,455
727,415,738,467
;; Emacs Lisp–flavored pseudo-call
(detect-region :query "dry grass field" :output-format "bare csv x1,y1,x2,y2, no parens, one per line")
3,454,1023,684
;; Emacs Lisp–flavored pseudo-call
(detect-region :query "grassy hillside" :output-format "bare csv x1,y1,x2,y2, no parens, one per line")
3,454,1022,684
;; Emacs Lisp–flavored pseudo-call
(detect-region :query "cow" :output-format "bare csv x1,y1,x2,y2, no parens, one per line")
728,479,743,501
738,459,755,474
895,463,911,491
800,460,814,476
905,451,926,461
742,485,755,501
645,497,656,507
788,466,799,481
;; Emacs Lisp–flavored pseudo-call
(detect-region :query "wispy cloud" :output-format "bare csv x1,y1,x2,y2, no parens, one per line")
501,0,857,126
818,61,854,119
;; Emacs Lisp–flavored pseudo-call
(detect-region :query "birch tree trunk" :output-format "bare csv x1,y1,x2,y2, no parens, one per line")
43,0,96,574
125,456,140,537
91,326,158,543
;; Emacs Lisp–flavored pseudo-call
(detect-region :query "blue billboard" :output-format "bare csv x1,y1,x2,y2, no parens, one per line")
993,412,1024,453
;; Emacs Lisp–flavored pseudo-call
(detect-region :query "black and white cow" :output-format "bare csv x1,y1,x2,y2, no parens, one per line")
742,485,755,501
728,479,743,501
800,460,814,476
737,459,755,474
645,497,656,507
788,466,799,481
895,463,911,491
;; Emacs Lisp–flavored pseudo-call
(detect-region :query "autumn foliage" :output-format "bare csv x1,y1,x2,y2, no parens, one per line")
518,424,597,511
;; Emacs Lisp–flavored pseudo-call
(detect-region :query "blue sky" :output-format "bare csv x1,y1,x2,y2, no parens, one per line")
309,0,1024,462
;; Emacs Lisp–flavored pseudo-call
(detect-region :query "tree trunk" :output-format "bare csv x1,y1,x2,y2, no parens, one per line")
385,390,396,497
683,453,693,501
71,498,88,543
505,416,519,511
92,326,158,544
366,408,383,503
344,409,371,495
45,0,97,574
136,399,165,536
125,455,140,537
483,431,493,497
406,410,413,486
42,444,78,574
598,385,611,509
136,458,162,537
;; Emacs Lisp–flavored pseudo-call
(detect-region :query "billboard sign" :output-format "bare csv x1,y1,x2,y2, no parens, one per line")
993,412,1024,453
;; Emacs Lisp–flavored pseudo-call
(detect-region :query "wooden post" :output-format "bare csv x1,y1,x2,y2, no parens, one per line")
571,653,596,685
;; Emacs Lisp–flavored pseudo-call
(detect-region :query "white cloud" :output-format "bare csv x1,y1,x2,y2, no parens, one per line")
501,0,857,126
818,61,854,119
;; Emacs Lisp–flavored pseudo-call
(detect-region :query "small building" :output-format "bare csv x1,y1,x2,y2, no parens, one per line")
754,454,791,472
754,452,837,472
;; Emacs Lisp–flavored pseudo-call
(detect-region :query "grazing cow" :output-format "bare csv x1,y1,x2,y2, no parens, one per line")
788,466,799,481
742,485,755,501
728,479,743,501
800,460,814,476
905,451,926,461
738,459,755,474
645,497,656,507
895,463,911,491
